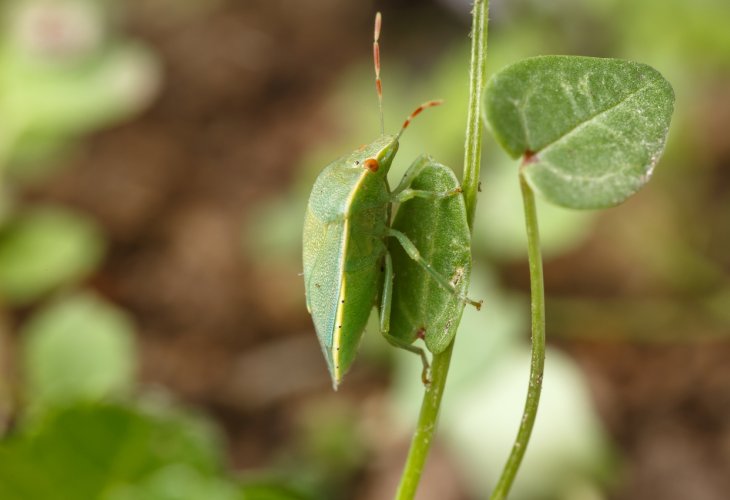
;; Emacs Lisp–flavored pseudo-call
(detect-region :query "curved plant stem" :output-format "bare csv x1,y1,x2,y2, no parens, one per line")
489,173,546,500
395,1,488,498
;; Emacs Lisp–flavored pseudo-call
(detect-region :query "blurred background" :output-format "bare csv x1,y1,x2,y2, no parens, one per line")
0,0,728,499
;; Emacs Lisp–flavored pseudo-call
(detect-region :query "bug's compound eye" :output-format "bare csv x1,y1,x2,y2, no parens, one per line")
363,158,379,172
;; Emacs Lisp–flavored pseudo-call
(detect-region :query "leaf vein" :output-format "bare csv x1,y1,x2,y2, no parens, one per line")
534,81,657,156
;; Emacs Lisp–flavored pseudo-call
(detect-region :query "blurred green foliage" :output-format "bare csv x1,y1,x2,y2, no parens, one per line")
0,208,104,305
0,0,159,175
2,288,310,500
21,293,135,412
0,2,310,499
0,404,226,500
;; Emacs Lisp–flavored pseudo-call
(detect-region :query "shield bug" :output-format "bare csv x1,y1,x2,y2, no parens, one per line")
303,12,480,389
389,158,473,356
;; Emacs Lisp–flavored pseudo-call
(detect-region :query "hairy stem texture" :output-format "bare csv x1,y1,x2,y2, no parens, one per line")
395,1,488,498
489,174,546,500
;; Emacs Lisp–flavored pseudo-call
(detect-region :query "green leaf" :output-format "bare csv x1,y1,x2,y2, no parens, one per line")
483,56,674,208
21,293,135,411
0,402,229,500
0,207,104,304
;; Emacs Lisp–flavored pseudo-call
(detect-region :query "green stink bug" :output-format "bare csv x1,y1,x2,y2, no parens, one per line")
389,158,473,355
303,13,480,389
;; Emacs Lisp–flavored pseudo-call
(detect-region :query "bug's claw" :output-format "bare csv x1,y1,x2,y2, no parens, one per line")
459,295,483,311
421,368,432,386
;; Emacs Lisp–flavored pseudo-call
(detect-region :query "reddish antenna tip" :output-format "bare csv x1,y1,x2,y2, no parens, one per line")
397,99,445,139
374,12,382,39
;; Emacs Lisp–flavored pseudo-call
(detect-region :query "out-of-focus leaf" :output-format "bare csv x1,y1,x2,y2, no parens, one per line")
1,44,158,135
0,207,104,304
0,402,229,500
0,0,160,175
484,56,674,208
105,464,241,500
1,43,159,172
21,293,135,411
240,481,315,500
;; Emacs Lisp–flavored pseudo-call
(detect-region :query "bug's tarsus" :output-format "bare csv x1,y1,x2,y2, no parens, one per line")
456,291,483,310
452,281,482,310
374,12,385,135
396,100,444,140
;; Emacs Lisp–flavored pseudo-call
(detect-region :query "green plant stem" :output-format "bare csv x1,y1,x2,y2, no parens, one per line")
395,1,488,499
489,173,546,500
394,345,454,499
462,0,489,230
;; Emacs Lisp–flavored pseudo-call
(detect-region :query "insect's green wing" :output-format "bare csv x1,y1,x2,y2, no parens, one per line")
303,137,396,387
389,160,472,354
303,205,344,356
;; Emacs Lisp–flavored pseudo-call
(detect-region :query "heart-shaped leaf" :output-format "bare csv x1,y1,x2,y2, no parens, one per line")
483,56,674,208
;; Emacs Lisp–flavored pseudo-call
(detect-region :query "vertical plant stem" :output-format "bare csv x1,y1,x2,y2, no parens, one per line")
462,0,489,230
395,345,453,499
489,173,546,500
395,1,488,498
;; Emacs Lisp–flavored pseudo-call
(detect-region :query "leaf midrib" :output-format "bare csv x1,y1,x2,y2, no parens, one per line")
528,81,656,159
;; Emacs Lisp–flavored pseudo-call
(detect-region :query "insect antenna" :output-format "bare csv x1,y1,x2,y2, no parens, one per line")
396,99,444,140
373,12,385,135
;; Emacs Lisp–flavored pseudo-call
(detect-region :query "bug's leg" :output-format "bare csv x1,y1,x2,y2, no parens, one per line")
387,228,483,310
380,251,431,385
391,154,434,196
394,186,462,204
391,154,462,203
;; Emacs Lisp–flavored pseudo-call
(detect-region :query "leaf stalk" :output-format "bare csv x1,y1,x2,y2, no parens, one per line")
489,173,546,499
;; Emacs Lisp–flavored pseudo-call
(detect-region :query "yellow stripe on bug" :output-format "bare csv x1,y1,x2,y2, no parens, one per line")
331,168,371,386
332,218,349,384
